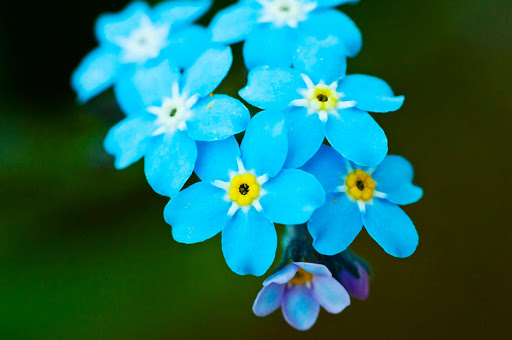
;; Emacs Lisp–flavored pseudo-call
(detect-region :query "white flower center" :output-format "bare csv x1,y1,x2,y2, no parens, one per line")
114,15,170,63
257,0,317,28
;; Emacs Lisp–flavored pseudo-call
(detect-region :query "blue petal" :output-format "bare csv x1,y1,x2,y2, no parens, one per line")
188,95,250,141
95,2,151,45
243,26,296,69
183,46,233,97
295,262,332,277
300,144,348,193
311,275,350,314
144,131,197,197
263,263,299,286
239,66,303,110
316,0,359,7
209,2,260,44
162,25,214,70
164,182,231,243
240,110,287,177
253,283,285,317
282,285,320,331
324,108,387,167
195,137,240,182
260,169,325,225
222,209,277,276
152,0,211,27
363,198,419,258
114,60,180,115
308,193,362,255
72,47,120,103
283,108,325,169
373,155,423,205
300,9,362,57
103,114,156,169
339,74,405,113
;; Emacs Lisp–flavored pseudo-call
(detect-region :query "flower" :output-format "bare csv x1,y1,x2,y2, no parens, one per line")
301,144,423,257
164,111,326,276
72,1,213,102
209,0,361,69
339,261,369,300
104,47,251,198
239,50,404,168
253,262,350,330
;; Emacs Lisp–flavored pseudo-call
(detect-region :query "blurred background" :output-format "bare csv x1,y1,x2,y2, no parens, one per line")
1,0,511,338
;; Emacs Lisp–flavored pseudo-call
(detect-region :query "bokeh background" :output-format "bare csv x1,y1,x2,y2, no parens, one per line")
1,0,511,338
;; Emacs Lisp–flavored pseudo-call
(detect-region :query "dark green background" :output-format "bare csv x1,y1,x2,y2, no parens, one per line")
1,0,510,338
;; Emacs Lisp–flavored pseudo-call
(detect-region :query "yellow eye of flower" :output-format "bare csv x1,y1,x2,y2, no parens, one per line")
308,85,339,111
228,174,260,206
289,268,314,285
345,170,376,201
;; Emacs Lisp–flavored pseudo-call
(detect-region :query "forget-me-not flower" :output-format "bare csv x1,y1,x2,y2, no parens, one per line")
164,111,325,276
253,262,350,330
301,144,423,257
72,1,213,102
104,46,251,198
338,261,369,300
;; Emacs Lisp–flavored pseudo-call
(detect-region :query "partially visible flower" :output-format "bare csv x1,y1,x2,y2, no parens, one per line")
301,144,423,257
104,47,251,198
339,261,369,300
209,0,361,69
72,1,213,102
164,111,325,276
253,262,350,331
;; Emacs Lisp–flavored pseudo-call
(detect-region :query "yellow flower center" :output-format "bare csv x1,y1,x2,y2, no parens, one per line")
228,174,260,206
345,170,376,201
289,268,314,285
307,85,339,111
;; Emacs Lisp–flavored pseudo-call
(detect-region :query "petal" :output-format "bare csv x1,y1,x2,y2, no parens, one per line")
144,131,197,197
222,209,277,276
339,74,405,113
372,155,423,205
195,137,240,182
308,193,363,255
300,144,348,193
243,26,296,69
282,285,320,331
239,66,303,111
324,108,388,167
316,0,360,7
103,114,156,169
164,182,231,243
183,46,233,97
283,108,325,169
363,198,419,258
311,275,350,314
209,2,260,44
162,25,214,70
152,0,211,27
260,169,325,225
263,264,299,286
188,95,250,141
295,262,332,277
253,283,285,317
240,110,287,177
71,47,120,103
339,262,369,300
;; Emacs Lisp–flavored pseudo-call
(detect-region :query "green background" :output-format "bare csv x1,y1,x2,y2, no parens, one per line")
1,0,511,338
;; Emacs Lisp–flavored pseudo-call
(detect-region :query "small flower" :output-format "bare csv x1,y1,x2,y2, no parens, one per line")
339,261,369,300
209,0,361,68
253,262,350,331
164,111,326,276
72,1,213,102
301,144,423,258
104,47,251,198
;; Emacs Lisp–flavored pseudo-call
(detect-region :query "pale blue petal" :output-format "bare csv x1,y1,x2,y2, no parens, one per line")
222,209,277,276
300,144,348,193
152,0,211,27
243,26,296,69
195,137,240,182
311,275,350,313
295,262,332,277
188,95,250,141
316,0,359,7
164,182,231,243
263,263,299,286
308,193,362,255
282,285,320,331
209,2,260,44
162,25,214,70
260,169,325,225
363,198,419,258
324,108,387,167
95,2,151,45
253,283,285,317
241,110,287,177
144,131,197,197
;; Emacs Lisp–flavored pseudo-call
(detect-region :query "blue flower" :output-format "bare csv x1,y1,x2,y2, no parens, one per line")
209,0,361,69
104,47,251,198
301,144,423,258
72,1,213,102
253,262,350,331
164,111,326,276
338,261,369,300
239,53,404,168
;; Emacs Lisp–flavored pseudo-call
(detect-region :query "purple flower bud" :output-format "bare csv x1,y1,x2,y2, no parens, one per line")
339,262,369,300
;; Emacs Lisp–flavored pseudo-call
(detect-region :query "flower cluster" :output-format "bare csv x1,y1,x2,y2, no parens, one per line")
73,0,423,331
